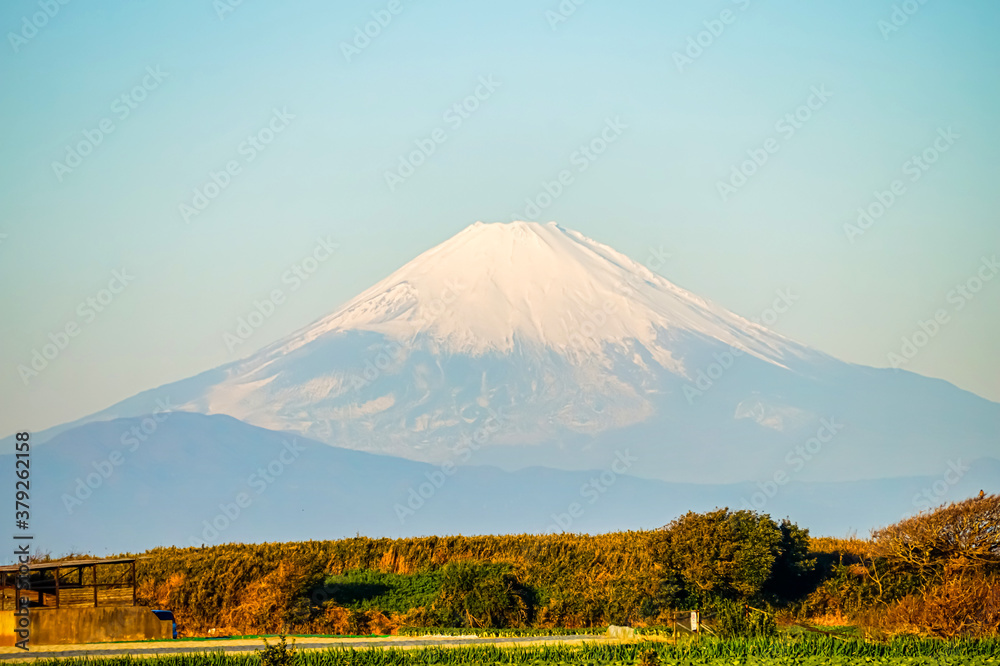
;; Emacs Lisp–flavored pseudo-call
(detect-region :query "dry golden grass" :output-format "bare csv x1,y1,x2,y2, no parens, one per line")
809,536,871,559
858,573,1000,639
807,610,853,627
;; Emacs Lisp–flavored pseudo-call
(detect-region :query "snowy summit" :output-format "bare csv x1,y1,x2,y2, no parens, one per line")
270,221,810,370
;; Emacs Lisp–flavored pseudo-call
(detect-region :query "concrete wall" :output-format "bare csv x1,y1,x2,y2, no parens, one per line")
0,607,172,646
0,612,16,646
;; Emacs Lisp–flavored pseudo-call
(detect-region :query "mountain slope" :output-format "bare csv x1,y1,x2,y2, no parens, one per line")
13,221,1000,485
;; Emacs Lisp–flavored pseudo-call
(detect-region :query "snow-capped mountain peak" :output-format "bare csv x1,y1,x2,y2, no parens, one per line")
267,221,804,371
23,221,1000,487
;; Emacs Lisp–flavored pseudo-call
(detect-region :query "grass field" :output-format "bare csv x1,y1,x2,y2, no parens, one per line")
22,636,1000,666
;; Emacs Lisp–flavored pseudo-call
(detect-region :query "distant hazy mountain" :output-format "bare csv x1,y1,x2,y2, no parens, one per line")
14,221,999,489
15,412,998,556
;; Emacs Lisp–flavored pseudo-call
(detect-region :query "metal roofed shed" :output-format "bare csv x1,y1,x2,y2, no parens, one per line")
0,558,173,646
0,557,137,610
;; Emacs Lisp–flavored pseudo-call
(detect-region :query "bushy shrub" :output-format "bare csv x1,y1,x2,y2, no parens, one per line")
857,493,1000,637
871,493,1000,577
804,494,1000,637
435,562,530,628
257,635,297,666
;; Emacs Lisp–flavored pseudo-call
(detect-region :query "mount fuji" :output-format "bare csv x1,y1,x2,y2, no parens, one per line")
22,221,999,488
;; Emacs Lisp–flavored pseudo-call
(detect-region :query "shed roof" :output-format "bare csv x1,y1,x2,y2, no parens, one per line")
0,557,135,573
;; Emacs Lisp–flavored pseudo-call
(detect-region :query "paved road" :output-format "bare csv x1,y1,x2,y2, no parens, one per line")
0,634,616,661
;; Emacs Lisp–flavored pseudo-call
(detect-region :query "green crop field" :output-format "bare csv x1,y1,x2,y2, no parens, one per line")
26,636,1000,666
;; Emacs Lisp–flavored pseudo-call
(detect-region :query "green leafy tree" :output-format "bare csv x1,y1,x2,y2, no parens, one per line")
764,519,816,602
655,509,785,605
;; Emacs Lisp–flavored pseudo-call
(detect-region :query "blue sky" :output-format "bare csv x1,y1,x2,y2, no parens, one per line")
1,0,998,435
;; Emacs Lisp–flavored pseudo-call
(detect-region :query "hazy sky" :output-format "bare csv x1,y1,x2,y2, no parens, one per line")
1,0,998,435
